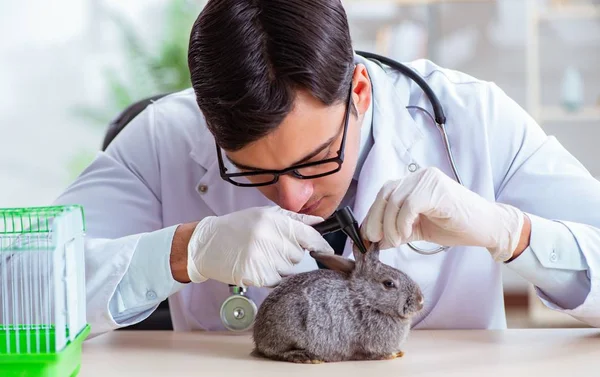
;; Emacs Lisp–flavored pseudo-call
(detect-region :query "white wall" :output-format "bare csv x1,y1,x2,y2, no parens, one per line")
0,0,183,207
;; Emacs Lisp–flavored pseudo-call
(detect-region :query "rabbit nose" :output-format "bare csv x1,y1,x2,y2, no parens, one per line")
416,293,424,311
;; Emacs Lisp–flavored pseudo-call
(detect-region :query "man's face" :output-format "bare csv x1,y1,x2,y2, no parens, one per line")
225,65,372,219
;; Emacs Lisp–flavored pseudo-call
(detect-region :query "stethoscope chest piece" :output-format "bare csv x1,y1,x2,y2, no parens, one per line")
220,285,257,332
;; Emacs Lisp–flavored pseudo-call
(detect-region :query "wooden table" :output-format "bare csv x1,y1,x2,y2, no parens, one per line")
79,329,600,377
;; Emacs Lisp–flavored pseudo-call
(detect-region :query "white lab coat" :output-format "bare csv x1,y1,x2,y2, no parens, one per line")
53,54,600,336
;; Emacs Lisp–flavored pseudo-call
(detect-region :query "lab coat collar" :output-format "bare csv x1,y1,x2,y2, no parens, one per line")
189,131,273,217
349,53,425,228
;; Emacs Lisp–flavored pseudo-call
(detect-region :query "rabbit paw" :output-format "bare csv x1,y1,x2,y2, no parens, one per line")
280,349,324,364
377,351,404,361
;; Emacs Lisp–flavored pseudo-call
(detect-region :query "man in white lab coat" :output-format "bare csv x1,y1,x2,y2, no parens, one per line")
53,0,599,336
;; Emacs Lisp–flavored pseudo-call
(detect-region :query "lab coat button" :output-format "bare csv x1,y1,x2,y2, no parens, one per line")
550,252,558,262
198,184,208,193
146,290,157,300
408,163,419,172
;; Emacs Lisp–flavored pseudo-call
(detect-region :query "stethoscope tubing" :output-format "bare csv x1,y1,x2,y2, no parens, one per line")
356,51,463,256
220,51,465,330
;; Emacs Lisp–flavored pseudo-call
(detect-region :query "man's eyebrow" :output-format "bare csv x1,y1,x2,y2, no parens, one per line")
226,134,338,171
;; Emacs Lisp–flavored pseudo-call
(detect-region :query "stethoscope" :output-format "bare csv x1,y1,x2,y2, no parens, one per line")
219,51,464,332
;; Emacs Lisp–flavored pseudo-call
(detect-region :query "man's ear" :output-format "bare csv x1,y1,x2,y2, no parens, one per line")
351,63,371,119
309,251,355,275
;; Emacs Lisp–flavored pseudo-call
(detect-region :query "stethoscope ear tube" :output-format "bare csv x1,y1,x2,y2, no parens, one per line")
355,50,446,126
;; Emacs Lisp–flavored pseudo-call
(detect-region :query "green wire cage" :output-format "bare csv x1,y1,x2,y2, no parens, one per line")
0,205,90,377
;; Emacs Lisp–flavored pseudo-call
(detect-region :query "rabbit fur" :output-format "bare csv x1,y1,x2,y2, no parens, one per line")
251,241,424,363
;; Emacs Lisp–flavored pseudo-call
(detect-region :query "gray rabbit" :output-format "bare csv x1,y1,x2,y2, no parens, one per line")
251,241,424,363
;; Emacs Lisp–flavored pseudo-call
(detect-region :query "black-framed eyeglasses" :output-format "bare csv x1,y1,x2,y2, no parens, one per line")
216,83,353,187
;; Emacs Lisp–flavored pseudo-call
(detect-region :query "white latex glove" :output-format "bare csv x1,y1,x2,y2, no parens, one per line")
361,167,525,262
186,206,334,287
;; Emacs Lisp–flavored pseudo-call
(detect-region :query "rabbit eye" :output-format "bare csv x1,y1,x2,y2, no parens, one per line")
383,280,395,288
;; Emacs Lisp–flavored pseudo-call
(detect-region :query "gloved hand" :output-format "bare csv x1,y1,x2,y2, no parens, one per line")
186,206,334,287
361,167,525,262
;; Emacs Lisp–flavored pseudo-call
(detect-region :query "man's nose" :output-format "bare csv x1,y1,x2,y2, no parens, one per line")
276,175,313,212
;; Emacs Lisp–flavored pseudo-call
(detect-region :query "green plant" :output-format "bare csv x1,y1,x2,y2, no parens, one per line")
67,0,205,180
73,0,204,126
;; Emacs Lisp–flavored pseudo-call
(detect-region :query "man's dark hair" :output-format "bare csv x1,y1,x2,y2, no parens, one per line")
188,0,355,151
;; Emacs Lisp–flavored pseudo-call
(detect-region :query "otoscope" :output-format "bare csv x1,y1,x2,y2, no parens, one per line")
311,206,368,254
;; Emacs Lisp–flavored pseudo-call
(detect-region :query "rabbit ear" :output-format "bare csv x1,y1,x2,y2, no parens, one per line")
354,241,380,265
309,251,355,275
